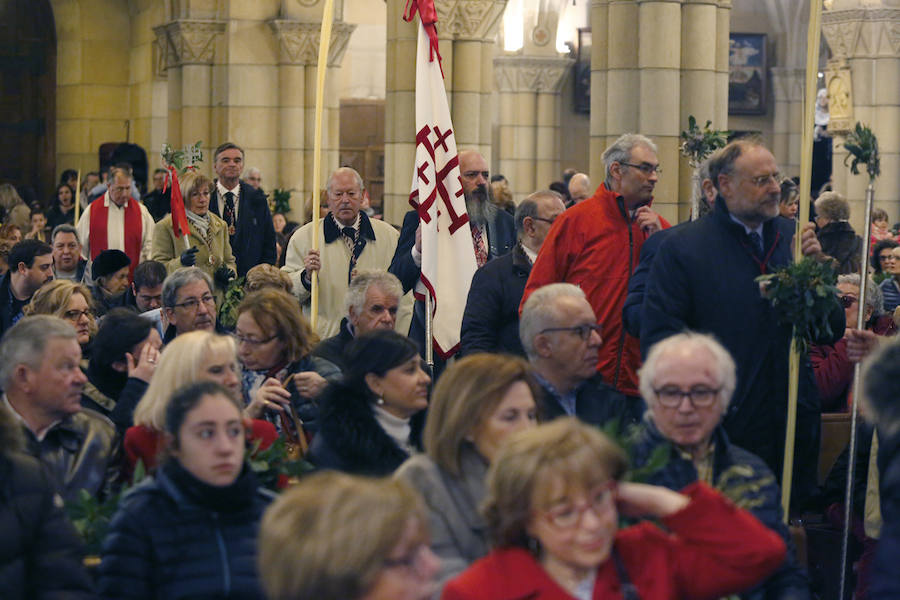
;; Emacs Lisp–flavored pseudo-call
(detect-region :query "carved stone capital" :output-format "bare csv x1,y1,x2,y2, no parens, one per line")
268,19,357,66
436,0,508,41
824,59,854,134
494,55,574,93
823,7,900,59
153,19,226,69
769,67,805,103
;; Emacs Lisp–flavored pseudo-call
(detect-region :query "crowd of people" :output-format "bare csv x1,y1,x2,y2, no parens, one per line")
1,135,898,600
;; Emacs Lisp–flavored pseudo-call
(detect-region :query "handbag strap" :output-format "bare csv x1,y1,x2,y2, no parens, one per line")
612,545,641,600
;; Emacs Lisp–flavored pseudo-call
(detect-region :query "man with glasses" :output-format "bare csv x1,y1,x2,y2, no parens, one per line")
161,267,220,343
461,190,565,356
391,150,516,371
283,167,401,338
522,133,669,401
641,139,843,506
631,332,810,598
519,283,643,428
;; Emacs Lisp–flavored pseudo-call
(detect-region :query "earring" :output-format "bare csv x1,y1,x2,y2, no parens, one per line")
375,397,385,406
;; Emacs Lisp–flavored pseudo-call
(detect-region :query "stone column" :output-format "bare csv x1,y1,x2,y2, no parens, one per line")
269,19,355,223
770,68,804,177
494,56,573,201
153,19,226,165
823,3,900,231
590,0,731,223
383,0,507,225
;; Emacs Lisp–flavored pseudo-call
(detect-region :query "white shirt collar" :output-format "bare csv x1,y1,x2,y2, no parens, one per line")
3,394,60,442
728,212,764,238
521,244,538,264
217,180,240,197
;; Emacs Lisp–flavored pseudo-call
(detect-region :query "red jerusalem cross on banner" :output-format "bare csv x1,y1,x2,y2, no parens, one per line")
406,4,477,359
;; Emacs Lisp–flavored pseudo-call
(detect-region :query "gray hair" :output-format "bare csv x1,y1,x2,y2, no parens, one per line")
344,270,402,317
815,191,850,222
639,332,737,411
515,190,564,237
247,167,261,178
862,338,900,437
162,267,213,308
0,316,78,389
837,273,881,316
519,283,588,359
601,134,658,181
326,167,364,195
51,224,80,244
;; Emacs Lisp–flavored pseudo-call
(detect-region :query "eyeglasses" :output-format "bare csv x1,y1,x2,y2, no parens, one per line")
232,332,278,347
620,162,662,176
540,482,617,529
461,170,490,180
653,385,721,408
62,309,94,321
744,172,781,188
839,295,858,309
172,294,215,311
532,216,557,225
538,323,602,341
382,544,433,575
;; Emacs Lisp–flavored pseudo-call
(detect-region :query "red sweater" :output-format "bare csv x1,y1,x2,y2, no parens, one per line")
442,482,785,600
521,184,668,395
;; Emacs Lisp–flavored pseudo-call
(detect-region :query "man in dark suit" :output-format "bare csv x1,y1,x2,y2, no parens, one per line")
460,189,565,356
389,149,516,371
208,142,276,276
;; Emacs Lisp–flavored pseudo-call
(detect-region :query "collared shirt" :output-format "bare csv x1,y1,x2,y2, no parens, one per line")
3,394,60,442
521,244,538,265
216,180,241,221
337,213,361,254
678,442,716,485
728,212,765,240
75,192,155,265
533,372,579,417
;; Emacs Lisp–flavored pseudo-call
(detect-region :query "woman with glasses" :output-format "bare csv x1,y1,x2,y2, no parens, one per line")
308,330,431,476
442,418,786,600
124,331,277,475
24,279,97,354
259,471,440,600
99,381,274,600
152,170,237,301
396,354,539,595
235,288,340,438
871,239,898,285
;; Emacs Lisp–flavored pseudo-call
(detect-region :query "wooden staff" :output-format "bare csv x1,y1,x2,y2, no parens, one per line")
74,170,81,224
309,0,335,332
782,0,824,519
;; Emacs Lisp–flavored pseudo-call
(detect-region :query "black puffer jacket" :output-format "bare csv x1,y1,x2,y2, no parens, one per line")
97,460,274,600
0,408,94,599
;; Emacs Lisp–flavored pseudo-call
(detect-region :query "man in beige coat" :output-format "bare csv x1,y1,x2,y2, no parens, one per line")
282,167,401,338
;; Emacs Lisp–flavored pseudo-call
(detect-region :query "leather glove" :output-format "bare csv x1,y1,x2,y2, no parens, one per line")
180,246,199,267
214,266,236,287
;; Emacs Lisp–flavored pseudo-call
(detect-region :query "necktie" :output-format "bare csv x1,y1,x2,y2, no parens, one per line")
471,224,488,268
748,231,764,258
223,191,235,230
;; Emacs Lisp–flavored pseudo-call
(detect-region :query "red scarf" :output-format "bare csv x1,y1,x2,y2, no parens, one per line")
89,194,143,280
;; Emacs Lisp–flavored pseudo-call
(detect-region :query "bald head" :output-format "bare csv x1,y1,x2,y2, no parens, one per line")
458,150,489,195
568,173,591,204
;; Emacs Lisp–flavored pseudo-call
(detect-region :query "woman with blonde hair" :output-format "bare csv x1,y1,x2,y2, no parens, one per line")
124,330,276,473
443,418,787,600
235,288,339,437
259,471,440,600
0,183,30,231
152,170,236,299
396,353,539,594
24,278,96,350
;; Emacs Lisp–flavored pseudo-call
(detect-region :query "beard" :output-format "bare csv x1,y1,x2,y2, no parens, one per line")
465,184,490,227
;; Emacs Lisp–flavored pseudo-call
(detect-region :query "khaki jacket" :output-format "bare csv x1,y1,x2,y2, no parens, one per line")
151,212,237,298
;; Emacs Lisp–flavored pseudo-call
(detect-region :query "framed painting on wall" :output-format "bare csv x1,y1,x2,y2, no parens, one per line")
728,33,767,115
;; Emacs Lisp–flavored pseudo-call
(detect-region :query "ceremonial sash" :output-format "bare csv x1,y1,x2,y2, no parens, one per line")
89,194,143,279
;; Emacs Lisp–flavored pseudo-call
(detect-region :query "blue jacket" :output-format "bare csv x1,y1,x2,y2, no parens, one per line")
209,181,276,277
630,420,811,600
871,427,900,598
97,461,273,599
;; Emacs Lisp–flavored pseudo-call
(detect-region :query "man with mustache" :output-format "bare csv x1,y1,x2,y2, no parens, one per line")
641,139,843,505
521,133,668,400
161,267,220,343
390,150,516,371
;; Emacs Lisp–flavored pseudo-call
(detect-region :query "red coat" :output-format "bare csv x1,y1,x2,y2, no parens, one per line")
123,420,278,475
521,184,669,396
441,482,785,600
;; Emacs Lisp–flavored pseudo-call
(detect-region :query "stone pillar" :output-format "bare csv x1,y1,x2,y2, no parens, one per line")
770,68,804,177
383,0,507,226
494,56,573,201
590,0,731,223
153,19,226,167
823,3,900,231
269,20,356,223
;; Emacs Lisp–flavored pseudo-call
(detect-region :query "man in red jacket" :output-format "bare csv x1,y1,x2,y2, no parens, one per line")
521,133,668,397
